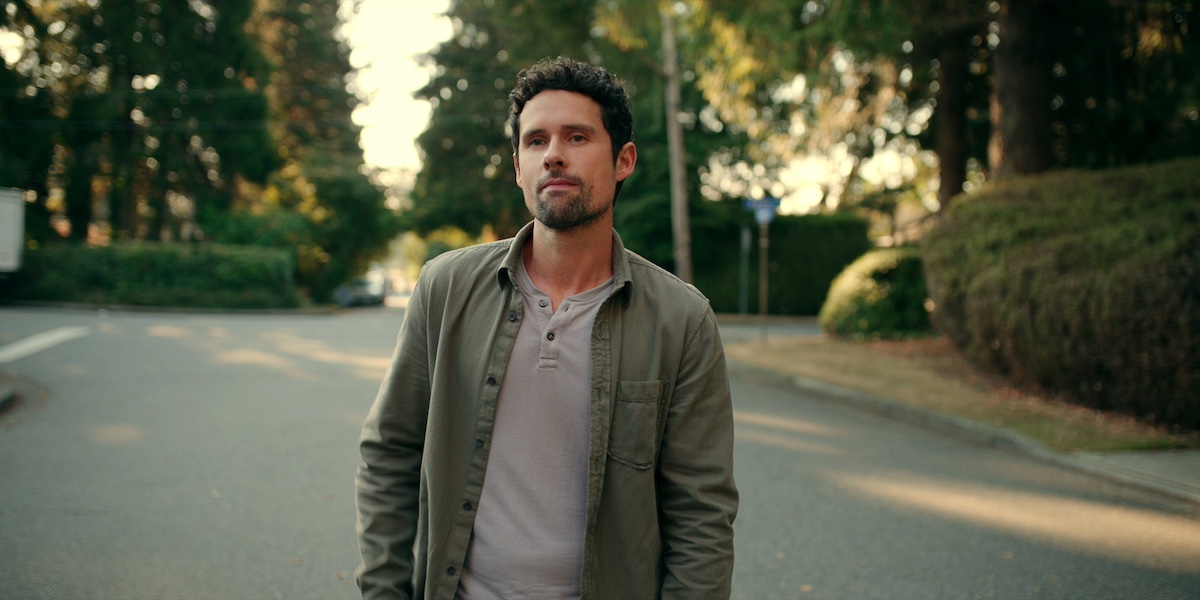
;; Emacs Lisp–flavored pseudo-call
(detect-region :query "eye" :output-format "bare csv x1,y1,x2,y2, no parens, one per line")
570,134,587,142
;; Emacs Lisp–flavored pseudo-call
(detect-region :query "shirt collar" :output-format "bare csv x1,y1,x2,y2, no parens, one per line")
497,221,633,299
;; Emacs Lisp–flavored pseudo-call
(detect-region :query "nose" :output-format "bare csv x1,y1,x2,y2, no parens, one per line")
543,137,566,169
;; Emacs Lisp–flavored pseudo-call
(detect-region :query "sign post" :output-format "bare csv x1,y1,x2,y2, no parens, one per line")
743,197,780,342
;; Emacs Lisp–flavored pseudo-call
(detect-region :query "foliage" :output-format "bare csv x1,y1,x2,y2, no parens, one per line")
689,0,1199,210
922,157,1200,430
688,205,872,315
1045,1,1200,168
407,0,747,274
2,0,279,242
421,226,483,263
691,0,977,209
301,158,402,299
1,0,402,305
10,242,301,309
818,246,934,339
240,0,400,301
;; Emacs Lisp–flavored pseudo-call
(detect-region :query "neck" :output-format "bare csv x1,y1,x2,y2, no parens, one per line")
523,220,614,311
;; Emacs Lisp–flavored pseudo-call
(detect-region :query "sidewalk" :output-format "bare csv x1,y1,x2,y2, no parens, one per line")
719,320,1200,509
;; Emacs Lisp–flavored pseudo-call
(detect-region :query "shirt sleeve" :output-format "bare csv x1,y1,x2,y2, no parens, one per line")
355,272,434,599
657,307,739,598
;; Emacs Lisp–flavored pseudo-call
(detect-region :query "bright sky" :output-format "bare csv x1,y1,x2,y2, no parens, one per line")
343,0,453,172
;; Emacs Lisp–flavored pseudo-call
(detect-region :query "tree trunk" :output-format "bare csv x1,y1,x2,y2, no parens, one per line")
935,33,969,209
63,145,95,242
988,0,1054,179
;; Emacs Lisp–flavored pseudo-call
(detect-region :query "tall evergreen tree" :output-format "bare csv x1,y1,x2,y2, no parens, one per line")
245,0,399,299
2,0,278,242
408,0,597,240
1046,0,1199,168
408,0,744,271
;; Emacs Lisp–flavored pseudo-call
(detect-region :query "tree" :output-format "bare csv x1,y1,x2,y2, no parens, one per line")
988,0,1054,178
989,0,1199,178
240,0,400,300
3,0,400,302
408,0,598,240
2,0,279,242
689,0,988,212
1048,0,1200,168
406,0,745,275
686,0,1200,207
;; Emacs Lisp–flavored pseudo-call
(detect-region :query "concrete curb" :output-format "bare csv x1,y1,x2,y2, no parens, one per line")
0,371,16,415
727,360,1200,507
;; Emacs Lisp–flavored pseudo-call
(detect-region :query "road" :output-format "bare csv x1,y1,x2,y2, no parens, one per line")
1,306,1198,599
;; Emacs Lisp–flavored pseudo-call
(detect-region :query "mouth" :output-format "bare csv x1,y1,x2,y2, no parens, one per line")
538,175,581,193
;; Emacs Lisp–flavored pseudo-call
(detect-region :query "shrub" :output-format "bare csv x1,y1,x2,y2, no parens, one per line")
9,242,302,310
681,202,872,315
819,247,935,339
922,157,1200,430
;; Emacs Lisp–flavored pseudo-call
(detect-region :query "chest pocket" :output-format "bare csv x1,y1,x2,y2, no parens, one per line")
608,380,667,469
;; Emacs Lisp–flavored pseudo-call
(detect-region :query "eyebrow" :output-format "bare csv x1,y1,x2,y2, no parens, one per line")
521,123,598,142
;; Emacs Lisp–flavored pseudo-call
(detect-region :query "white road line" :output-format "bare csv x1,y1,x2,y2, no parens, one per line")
0,326,92,363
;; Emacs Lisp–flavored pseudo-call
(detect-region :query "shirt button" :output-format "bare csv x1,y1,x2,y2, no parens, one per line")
507,312,517,322
546,332,555,341
447,566,456,575
486,376,496,385
538,299,548,308
463,502,472,511
475,438,484,448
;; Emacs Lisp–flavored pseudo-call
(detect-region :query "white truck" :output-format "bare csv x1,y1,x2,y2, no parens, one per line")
0,188,24,277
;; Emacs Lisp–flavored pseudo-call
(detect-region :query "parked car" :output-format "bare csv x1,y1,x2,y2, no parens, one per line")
333,269,388,307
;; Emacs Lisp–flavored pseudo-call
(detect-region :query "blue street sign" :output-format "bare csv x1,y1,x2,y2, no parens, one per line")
743,197,781,225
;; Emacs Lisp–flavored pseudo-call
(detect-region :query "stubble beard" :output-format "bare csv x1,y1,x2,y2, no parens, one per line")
533,173,610,232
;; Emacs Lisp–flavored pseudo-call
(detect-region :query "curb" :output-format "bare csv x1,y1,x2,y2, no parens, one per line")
727,360,1200,507
0,372,16,415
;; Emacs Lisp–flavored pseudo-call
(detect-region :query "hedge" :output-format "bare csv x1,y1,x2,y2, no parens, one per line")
921,157,1200,430
819,246,935,339
686,203,872,315
9,242,302,310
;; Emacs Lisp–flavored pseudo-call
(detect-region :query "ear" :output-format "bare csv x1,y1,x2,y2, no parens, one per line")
513,153,521,186
615,142,636,182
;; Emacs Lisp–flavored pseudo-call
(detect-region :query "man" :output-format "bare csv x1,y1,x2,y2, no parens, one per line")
355,56,737,600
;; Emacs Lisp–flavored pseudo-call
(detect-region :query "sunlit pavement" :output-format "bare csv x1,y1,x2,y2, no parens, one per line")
0,305,1198,599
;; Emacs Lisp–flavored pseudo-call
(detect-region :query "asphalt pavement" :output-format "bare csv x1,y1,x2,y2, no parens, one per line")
2,312,1198,509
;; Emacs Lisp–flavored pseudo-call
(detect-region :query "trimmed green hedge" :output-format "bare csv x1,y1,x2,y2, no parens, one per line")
688,204,872,315
922,157,1200,430
819,247,935,339
10,242,302,309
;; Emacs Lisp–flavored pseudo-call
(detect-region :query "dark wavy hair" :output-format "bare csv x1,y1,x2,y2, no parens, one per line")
508,56,634,200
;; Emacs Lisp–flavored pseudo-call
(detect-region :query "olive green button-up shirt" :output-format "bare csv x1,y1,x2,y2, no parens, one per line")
355,222,738,599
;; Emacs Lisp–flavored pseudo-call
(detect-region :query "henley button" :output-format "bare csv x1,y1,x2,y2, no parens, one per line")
507,312,517,322
447,566,456,575
538,299,548,308
463,502,472,511
486,376,496,385
546,332,555,341
475,438,484,448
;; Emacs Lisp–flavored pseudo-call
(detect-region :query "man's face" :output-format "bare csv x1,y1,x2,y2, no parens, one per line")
514,89,635,232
